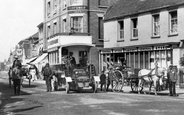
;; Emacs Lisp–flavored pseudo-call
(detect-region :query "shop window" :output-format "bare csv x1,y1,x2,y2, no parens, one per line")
135,52,138,68
145,52,149,69
169,11,177,34
152,14,160,36
126,53,130,67
167,50,172,66
130,52,134,68
140,52,143,69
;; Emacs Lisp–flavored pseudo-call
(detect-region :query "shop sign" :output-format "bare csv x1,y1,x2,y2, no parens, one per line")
67,6,88,10
48,39,58,46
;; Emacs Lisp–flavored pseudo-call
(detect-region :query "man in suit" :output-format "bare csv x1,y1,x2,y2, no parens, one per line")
42,63,53,92
168,65,178,96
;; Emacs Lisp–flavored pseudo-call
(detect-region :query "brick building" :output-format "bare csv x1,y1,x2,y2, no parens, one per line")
43,0,117,74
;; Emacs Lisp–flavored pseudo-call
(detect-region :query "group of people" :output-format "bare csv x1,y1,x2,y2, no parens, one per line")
100,59,179,97
9,55,41,95
62,52,76,76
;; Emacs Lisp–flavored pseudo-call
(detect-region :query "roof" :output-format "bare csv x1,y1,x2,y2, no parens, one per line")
31,32,39,38
104,0,184,21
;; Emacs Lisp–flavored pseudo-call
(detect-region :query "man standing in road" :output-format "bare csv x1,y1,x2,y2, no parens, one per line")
12,55,22,95
168,65,178,96
42,63,53,92
106,67,114,92
100,71,106,92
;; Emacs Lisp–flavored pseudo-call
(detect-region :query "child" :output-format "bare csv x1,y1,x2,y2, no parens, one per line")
100,71,106,92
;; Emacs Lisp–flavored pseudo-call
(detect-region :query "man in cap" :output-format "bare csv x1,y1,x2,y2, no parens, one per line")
12,55,22,68
12,55,22,95
42,63,53,92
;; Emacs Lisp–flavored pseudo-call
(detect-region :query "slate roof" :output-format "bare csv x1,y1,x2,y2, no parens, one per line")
104,0,184,21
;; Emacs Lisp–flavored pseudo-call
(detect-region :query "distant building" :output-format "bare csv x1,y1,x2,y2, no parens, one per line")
18,32,39,65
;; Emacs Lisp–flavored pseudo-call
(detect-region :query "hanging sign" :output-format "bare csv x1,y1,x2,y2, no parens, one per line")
16,49,23,56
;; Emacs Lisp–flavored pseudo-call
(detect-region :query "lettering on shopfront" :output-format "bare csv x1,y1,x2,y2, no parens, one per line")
67,6,88,10
48,39,58,46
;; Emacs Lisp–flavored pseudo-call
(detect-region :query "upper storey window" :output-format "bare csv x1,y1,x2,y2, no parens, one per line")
62,0,67,10
70,0,83,6
47,1,51,16
131,18,138,39
70,17,83,32
98,0,108,6
169,11,177,35
53,0,57,14
152,14,160,37
118,20,124,40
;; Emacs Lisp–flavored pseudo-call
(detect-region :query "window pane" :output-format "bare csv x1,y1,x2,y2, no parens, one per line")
71,17,83,32
170,11,177,33
153,15,160,36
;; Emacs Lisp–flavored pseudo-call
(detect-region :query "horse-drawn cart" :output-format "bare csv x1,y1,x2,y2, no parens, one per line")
111,67,143,93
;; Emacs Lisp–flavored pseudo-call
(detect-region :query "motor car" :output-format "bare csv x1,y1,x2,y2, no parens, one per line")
65,68,97,94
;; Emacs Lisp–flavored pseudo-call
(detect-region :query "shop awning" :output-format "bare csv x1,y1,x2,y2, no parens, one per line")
31,53,48,64
22,57,37,65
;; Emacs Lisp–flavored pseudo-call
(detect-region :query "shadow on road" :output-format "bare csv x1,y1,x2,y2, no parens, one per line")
0,75,42,115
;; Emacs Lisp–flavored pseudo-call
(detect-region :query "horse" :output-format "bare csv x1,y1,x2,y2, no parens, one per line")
12,66,23,95
138,67,167,95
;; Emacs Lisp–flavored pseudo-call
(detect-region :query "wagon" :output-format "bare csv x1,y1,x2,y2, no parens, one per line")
112,67,143,93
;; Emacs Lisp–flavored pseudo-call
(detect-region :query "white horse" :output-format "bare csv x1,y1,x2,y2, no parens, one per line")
138,67,167,95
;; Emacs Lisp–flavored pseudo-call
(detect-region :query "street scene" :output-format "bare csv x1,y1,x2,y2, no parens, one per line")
1,71,184,115
1,0,184,115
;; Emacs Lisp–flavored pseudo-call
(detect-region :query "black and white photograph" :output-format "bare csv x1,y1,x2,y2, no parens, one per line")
1,0,184,115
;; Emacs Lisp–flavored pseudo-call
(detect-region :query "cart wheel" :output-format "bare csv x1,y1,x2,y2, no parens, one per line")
113,81,124,92
66,82,70,94
131,80,143,93
131,82,138,92
113,70,124,92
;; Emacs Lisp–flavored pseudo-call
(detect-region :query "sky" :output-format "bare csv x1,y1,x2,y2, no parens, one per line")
0,0,43,62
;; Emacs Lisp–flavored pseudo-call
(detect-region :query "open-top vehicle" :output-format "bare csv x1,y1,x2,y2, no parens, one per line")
65,68,98,94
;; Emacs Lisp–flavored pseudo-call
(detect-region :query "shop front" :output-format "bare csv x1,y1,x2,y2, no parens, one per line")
99,43,182,72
